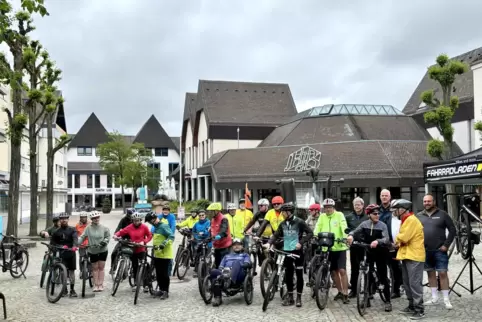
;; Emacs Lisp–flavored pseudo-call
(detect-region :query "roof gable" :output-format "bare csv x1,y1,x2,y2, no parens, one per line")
133,115,176,149
403,47,482,115
69,113,109,147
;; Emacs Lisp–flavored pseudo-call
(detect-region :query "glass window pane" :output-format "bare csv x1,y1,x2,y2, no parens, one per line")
332,105,342,114
320,105,331,114
365,105,375,114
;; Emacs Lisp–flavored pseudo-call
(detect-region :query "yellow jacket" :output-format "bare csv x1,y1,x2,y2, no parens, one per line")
235,209,254,228
178,216,199,229
395,214,425,262
225,214,246,239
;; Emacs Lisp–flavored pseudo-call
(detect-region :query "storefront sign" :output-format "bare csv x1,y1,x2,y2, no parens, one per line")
95,188,112,193
284,146,321,172
177,207,185,220
424,157,482,182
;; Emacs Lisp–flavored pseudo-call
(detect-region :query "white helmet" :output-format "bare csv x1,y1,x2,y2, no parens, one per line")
322,198,336,207
227,203,237,210
89,211,100,219
258,198,270,206
131,212,143,220
79,212,88,217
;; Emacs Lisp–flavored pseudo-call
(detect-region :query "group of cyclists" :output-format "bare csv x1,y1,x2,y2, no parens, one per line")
37,191,433,320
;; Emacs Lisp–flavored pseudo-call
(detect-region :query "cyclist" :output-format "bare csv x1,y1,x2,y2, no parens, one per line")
50,212,79,298
145,212,174,300
268,202,313,307
243,198,271,264
313,198,350,304
236,198,254,247
392,199,425,319
256,196,284,239
152,204,176,276
76,212,89,277
209,238,251,307
347,204,392,312
110,208,134,275
192,209,211,277
306,203,321,231
78,211,111,292
225,203,244,240
207,202,232,268
39,214,60,240
177,208,199,229
113,212,153,292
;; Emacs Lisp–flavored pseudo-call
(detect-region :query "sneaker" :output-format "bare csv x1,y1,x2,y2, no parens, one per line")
410,312,425,320
295,293,302,307
61,288,68,297
400,306,416,314
212,297,222,307
131,286,137,292
69,290,78,298
282,293,294,306
143,286,149,293
193,273,198,278
444,298,453,310
385,302,392,312
334,292,343,301
160,292,169,300
424,297,438,306
342,295,350,304
348,291,357,298
93,286,99,292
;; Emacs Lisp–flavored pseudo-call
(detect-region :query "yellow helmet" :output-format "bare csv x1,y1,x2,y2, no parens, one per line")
207,202,222,211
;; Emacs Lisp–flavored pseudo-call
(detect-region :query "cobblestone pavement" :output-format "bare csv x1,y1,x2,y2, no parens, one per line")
2,214,482,321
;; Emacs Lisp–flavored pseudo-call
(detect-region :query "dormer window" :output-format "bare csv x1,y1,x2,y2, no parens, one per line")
154,148,168,157
77,147,92,156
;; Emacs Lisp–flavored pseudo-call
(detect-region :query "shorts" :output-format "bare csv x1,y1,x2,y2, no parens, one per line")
424,250,448,272
61,254,76,271
328,251,347,271
89,251,108,263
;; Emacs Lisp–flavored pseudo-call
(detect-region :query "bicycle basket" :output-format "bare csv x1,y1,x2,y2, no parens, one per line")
317,232,335,248
120,247,134,257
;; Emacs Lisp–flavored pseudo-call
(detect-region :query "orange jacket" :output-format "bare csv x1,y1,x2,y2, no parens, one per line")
75,222,89,247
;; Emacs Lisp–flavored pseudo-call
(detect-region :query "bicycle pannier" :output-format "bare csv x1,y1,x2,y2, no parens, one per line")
317,232,335,248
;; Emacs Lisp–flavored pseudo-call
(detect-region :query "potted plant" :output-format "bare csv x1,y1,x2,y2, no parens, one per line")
102,197,112,214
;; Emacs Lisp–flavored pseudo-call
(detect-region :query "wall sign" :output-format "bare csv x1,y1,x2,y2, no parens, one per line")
95,188,112,193
284,146,322,172
424,157,482,182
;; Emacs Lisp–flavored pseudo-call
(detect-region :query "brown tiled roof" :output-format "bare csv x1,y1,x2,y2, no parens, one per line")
403,47,482,115
259,115,430,147
204,140,435,183
133,115,176,150
69,113,109,148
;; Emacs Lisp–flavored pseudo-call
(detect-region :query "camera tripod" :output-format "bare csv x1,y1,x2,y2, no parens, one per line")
449,254,482,296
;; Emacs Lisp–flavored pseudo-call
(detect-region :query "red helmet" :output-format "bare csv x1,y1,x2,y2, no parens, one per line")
271,196,284,204
309,203,321,211
365,204,380,215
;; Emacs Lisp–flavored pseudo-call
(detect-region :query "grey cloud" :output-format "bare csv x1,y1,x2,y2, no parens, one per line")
25,0,482,135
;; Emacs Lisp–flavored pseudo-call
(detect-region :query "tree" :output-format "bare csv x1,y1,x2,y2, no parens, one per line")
125,145,160,202
0,0,48,236
421,53,468,219
23,40,53,235
475,121,482,146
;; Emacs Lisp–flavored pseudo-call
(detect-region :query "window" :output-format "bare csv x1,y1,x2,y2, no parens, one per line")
201,142,205,163
149,162,160,170
154,148,168,157
68,175,72,188
95,174,100,188
168,163,179,174
87,175,92,188
77,147,92,156
74,174,80,188
107,175,112,188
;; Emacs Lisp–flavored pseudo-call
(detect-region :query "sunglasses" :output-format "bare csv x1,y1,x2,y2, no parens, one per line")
371,212,380,216
273,203,281,206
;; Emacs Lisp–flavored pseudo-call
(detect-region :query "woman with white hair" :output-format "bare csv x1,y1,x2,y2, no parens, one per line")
345,197,368,298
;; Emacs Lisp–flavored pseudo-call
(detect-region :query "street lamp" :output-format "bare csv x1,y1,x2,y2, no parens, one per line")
237,127,240,149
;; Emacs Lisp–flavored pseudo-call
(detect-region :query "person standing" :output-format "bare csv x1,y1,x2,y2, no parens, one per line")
78,211,111,292
392,199,426,320
236,198,254,248
345,197,368,298
417,194,456,309
379,189,392,223
76,212,89,277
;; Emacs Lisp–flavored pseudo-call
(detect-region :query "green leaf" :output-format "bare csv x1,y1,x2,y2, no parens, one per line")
427,139,444,159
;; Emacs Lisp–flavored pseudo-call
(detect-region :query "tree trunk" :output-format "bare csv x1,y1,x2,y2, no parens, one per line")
28,119,38,236
45,113,54,229
6,54,24,237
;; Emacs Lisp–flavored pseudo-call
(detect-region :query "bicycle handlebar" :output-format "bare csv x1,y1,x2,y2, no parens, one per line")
350,241,390,248
269,248,300,258
0,233,19,240
40,242,75,251
443,192,479,198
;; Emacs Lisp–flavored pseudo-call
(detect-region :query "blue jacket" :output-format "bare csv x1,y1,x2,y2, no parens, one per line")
379,205,392,224
151,213,176,234
219,252,250,269
192,219,211,241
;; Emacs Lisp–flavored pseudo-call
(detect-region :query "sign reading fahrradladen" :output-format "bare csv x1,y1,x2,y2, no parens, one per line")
424,157,482,182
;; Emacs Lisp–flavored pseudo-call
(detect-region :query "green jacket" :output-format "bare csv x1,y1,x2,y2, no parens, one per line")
314,211,348,252
152,218,175,259
78,224,111,254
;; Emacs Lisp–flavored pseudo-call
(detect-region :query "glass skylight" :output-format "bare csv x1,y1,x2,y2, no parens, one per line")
308,104,404,117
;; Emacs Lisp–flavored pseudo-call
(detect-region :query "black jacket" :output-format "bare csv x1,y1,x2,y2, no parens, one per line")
269,217,313,250
51,226,78,258
345,211,368,233
416,208,456,250
115,216,132,233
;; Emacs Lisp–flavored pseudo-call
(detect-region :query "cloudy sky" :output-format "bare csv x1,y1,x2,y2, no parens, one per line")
26,0,482,136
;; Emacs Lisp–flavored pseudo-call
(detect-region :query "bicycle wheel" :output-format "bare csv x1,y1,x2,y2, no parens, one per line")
111,259,125,296
10,248,29,279
201,275,213,304
389,265,395,296
249,251,257,277
377,270,389,303
40,254,49,288
134,264,145,305
176,249,190,280
81,260,88,298
356,271,369,316
259,258,274,298
243,275,254,305
173,246,183,276
197,261,208,298
460,209,473,259
314,264,330,310
262,272,278,312
128,264,136,287
46,263,68,303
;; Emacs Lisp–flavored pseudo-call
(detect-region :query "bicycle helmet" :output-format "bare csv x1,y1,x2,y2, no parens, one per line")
126,208,134,216
365,204,380,215
79,212,88,217
238,198,246,204
191,208,198,214
58,212,69,219
131,212,143,220
280,202,295,212
309,203,321,211
227,203,237,210
390,199,412,211
198,209,206,215
144,212,157,223
52,214,60,222
162,204,171,211
258,198,270,206
232,238,243,245
272,196,284,204
207,202,222,211
89,211,100,219
322,198,336,207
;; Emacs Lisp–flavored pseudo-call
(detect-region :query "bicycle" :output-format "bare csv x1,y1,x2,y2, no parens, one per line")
0,234,29,279
351,241,390,316
244,233,258,277
173,228,194,280
40,242,71,303
258,237,283,298
196,237,214,298
111,239,135,296
133,245,157,305
262,248,300,312
80,245,101,298
309,233,347,310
